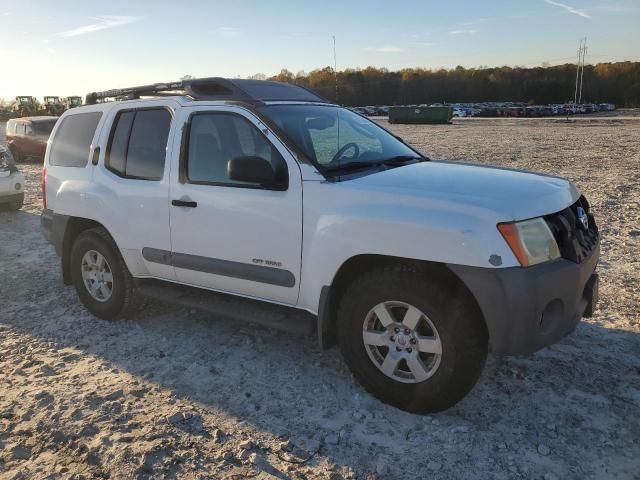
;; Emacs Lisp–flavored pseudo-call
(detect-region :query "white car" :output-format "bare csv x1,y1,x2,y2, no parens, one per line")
40,78,600,413
0,145,25,210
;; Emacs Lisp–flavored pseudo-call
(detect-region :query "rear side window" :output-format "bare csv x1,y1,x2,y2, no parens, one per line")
106,109,171,180
49,112,102,167
16,124,25,135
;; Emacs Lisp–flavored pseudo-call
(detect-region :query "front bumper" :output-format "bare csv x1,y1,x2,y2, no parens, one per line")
0,172,24,198
448,241,599,355
0,192,24,205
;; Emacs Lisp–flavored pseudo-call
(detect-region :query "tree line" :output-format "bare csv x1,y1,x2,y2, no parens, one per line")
265,62,640,107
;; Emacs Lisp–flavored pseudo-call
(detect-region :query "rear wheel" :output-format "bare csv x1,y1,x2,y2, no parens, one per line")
337,266,488,413
70,227,142,319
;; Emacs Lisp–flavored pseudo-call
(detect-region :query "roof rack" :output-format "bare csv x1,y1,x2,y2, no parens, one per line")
85,77,327,105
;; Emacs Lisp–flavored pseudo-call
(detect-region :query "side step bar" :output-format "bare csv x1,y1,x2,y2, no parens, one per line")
135,279,315,336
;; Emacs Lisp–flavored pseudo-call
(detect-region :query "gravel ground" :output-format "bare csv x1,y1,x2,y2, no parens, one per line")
1,115,639,479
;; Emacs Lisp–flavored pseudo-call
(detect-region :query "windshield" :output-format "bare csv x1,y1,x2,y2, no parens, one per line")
257,105,421,172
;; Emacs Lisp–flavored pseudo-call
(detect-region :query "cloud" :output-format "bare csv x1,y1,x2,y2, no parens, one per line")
407,41,437,47
584,5,640,14
457,18,490,26
375,46,405,53
57,16,137,37
215,26,242,37
542,0,591,18
448,29,478,35
456,12,534,26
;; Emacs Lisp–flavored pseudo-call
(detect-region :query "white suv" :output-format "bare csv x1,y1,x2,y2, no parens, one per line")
41,78,600,413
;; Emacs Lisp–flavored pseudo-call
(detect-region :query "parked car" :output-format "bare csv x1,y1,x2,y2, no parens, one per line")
41,78,600,413
6,116,59,162
0,145,25,210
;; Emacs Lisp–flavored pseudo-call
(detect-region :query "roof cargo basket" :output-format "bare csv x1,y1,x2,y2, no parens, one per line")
85,77,327,105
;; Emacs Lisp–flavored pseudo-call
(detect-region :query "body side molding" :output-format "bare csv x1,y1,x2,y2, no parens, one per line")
142,247,296,288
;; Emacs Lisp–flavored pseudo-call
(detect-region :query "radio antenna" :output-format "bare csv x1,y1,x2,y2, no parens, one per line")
333,35,339,104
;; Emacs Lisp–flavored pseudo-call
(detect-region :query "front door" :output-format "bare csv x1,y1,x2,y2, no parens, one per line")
168,106,303,305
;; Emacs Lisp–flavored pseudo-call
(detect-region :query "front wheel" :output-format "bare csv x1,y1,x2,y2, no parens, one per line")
70,227,142,319
337,266,488,413
9,146,22,163
9,194,24,211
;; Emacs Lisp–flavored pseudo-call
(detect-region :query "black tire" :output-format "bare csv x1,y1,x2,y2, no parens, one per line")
70,227,142,320
8,193,24,211
337,266,488,413
9,145,22,163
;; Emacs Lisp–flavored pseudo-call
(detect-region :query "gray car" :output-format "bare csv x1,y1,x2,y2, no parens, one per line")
0,145,25,210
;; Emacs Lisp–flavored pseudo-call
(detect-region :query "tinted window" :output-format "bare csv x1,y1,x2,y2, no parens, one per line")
50,112,102,167
107,111,134,175
34,120,58,137
186,113,285,185
106,109,171,180
126,110,171,179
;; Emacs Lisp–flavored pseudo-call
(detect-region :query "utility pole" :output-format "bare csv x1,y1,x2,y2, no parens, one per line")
574,38,585,105
578,38,587,104
333,35,339,104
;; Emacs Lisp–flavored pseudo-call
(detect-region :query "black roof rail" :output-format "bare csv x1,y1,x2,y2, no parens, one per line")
85,77,328,105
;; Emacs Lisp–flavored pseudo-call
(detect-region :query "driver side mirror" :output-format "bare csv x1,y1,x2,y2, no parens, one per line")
227,156,277,186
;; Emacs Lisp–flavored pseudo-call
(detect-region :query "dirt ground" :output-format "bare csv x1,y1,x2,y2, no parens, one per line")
1,114,639,479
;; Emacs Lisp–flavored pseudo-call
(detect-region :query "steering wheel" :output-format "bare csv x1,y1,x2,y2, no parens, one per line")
330,142,360,164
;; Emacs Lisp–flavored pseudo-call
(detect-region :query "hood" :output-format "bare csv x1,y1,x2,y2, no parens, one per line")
350,161,579,221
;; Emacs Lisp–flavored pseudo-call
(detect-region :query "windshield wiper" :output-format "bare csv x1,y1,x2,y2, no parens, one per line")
324,161,380,173
380,155,424,165
324,155,425,175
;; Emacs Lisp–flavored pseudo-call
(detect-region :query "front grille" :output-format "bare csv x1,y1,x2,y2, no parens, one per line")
545,195,599,263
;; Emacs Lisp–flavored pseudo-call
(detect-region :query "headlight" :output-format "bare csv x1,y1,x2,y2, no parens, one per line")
498,217,560,267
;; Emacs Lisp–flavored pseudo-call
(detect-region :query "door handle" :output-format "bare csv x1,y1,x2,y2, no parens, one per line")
172,199,197,208
91,146,101,165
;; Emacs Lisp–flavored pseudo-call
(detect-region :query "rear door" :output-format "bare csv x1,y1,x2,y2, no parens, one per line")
92,102,177,280
23,123,39,156
14,122,27,155
167,105,303,305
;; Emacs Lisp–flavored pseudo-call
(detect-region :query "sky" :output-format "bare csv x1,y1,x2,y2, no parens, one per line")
1,0,639,98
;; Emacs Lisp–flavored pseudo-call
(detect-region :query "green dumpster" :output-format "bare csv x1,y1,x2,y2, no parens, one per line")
388,106,453,124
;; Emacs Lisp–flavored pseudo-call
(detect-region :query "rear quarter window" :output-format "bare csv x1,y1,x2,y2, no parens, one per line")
50,112,102,167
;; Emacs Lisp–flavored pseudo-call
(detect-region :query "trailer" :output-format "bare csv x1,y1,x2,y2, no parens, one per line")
388,105,453,124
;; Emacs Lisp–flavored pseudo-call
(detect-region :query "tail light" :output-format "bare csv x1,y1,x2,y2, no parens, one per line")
41,167,47,209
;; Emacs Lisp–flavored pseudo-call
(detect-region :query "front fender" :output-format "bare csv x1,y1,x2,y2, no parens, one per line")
297,181,517,313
